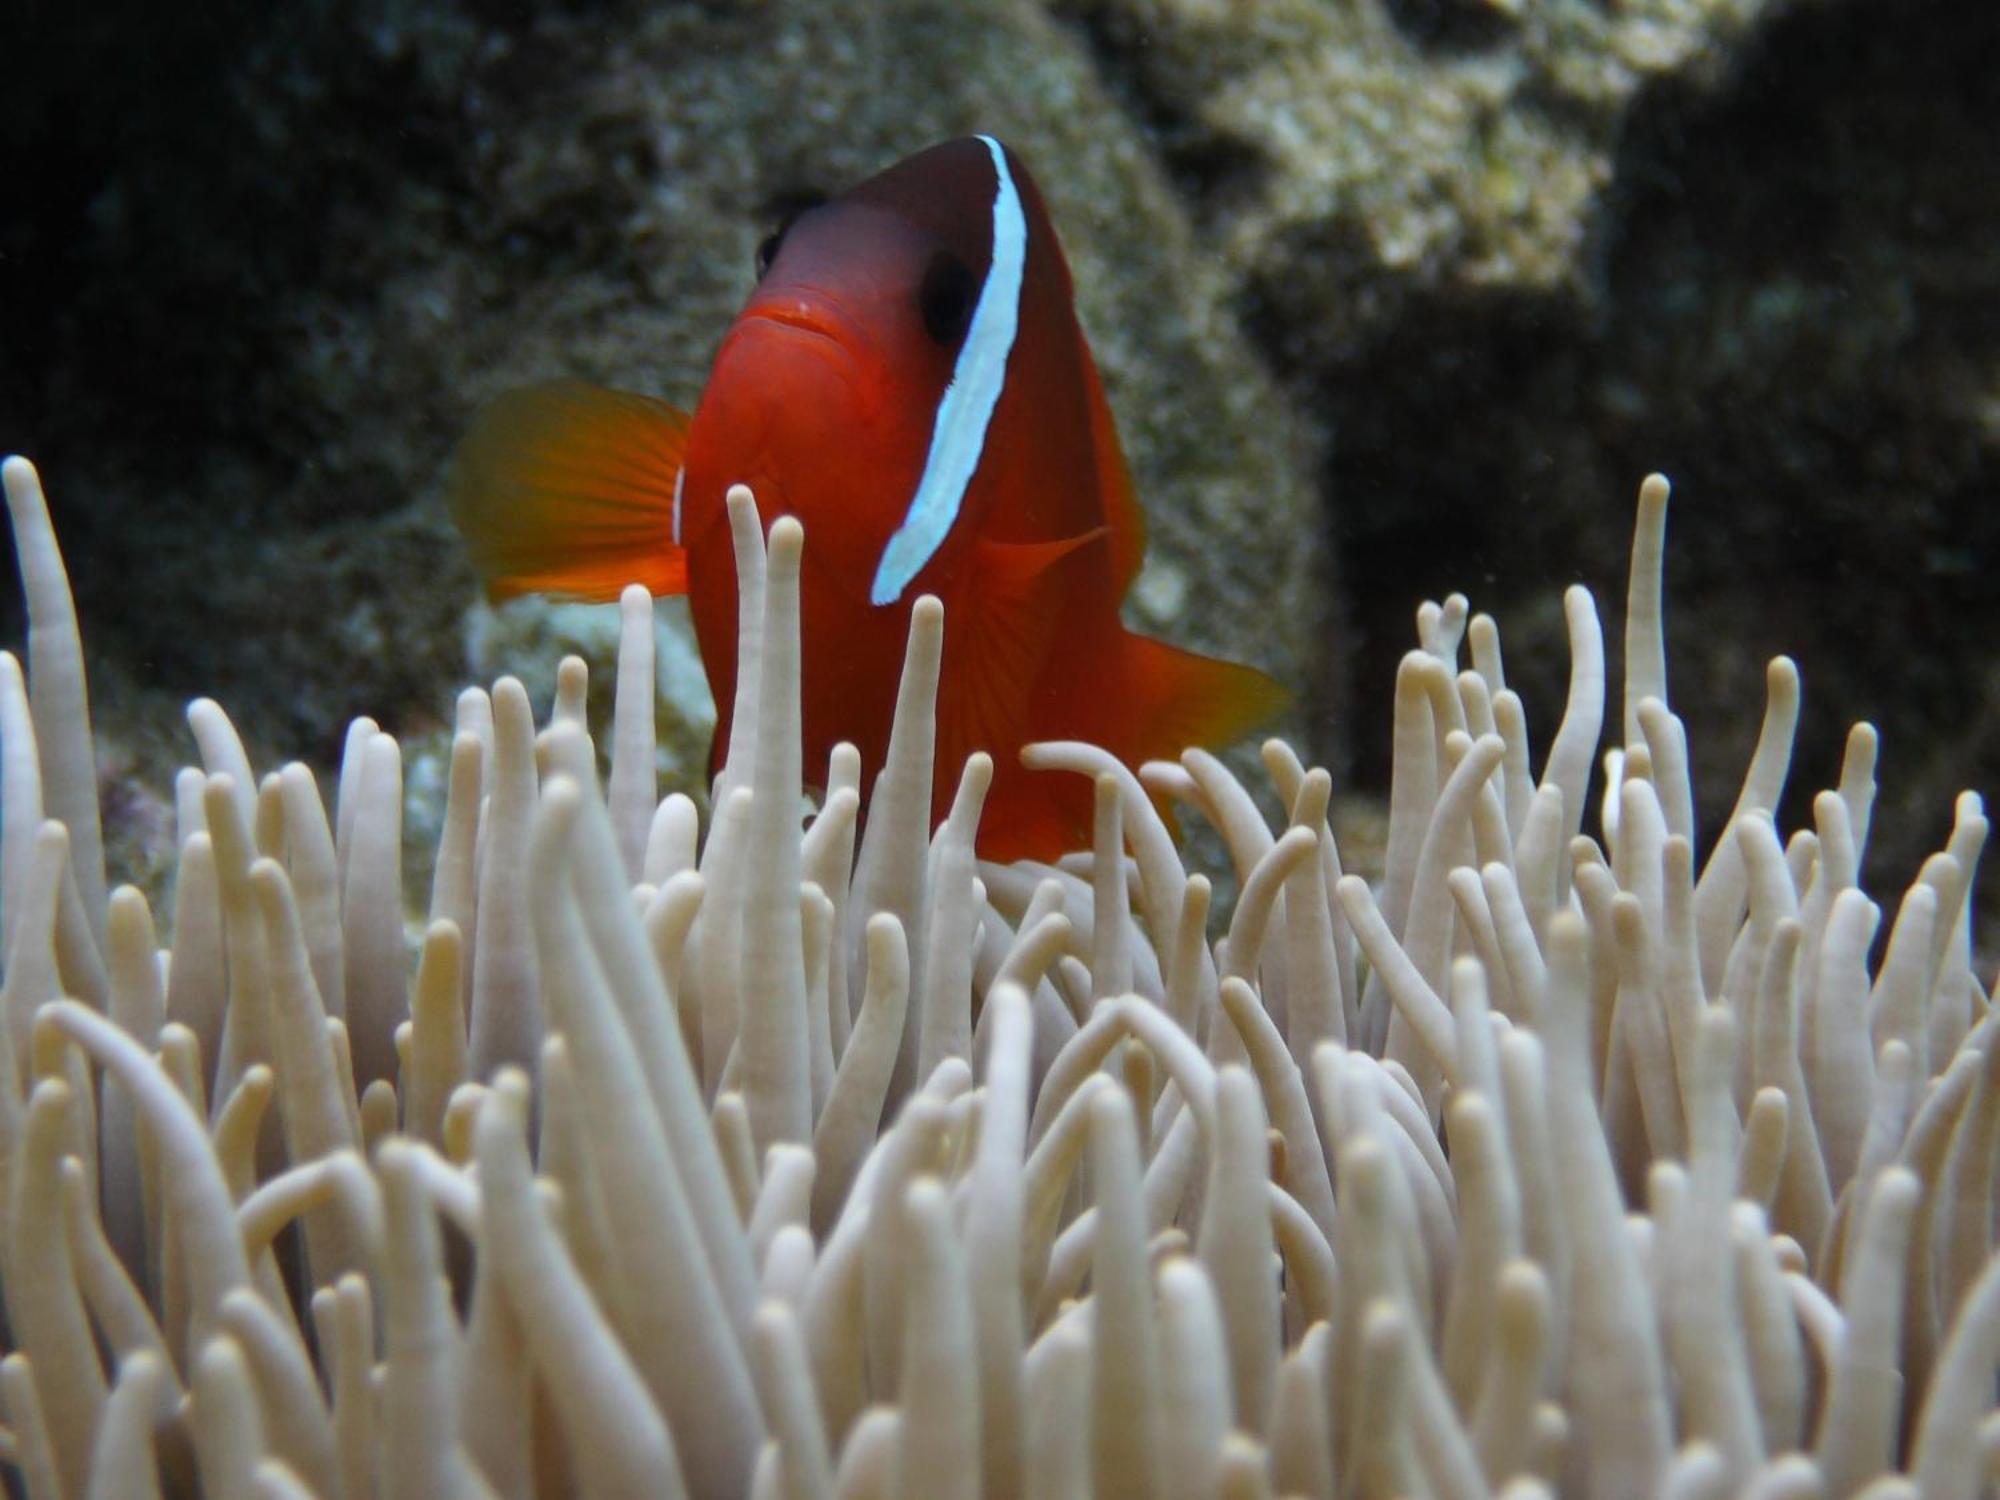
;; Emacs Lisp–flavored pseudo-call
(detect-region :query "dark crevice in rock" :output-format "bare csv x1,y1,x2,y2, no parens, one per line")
0,3,522,753
5,5,490,491
1042,0,1271,228
1159,132,1272,231
1377,0,1520,58
1312,288,1600,794
1300,0,1998,895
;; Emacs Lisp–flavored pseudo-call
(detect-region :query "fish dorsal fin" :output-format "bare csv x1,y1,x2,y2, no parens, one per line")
937,527,1110,772
447,380,691,602
1078,346,1146,596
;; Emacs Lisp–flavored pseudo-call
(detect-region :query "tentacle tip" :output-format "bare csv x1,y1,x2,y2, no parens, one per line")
1,455,43,511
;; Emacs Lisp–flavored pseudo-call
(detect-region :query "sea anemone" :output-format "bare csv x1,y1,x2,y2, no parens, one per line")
0,452,1991,1500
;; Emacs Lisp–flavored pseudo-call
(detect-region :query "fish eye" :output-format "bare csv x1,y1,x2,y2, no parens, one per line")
753,191,828,280
919,250,978,346
754,229,786,280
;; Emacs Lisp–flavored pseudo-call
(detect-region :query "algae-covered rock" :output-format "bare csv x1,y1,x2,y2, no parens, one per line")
1,0,1323,887
1057,0,1782,366
1061,0,1995,924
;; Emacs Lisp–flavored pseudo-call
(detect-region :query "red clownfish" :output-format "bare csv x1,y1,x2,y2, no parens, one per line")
448,136,1286,860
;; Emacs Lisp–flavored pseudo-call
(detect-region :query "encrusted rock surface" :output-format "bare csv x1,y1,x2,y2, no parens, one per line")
1,0,1317,749
1059,0,1996,921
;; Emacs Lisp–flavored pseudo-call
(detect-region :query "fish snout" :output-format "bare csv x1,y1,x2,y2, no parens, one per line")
728,288,877,376
687,292,906,594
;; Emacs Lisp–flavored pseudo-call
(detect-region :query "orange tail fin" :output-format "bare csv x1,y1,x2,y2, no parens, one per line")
447,380,692,602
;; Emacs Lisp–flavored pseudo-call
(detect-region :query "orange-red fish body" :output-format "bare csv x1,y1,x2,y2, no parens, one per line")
450,137,1283,860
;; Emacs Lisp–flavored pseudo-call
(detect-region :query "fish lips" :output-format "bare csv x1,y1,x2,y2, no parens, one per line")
706,299,890,457
723,292,877,385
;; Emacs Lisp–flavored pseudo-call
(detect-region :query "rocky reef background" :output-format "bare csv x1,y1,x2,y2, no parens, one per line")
2,0,1994,935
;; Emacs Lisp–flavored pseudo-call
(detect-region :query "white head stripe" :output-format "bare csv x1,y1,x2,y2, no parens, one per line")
671,467,685,546
869,135,1026,606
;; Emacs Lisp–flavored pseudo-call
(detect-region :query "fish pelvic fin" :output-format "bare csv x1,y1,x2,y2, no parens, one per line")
929,528,1111,861
937,528,1112,773
447,380,692,603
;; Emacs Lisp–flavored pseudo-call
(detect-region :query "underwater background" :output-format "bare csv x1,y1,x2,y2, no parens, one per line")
2,0,1994,941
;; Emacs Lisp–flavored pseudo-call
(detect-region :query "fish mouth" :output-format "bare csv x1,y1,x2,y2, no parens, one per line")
730,291,876,370
741,304,846,346
716,295,880,432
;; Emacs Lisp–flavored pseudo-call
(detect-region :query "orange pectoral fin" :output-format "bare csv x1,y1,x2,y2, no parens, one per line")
447,380,692,603
940,528,1115,863
938,527,1112,774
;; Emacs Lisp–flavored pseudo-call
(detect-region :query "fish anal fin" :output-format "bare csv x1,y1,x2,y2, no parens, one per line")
1046,624,1291,779
1079,349,1146,595
970,623,1293,864
447,380,692,603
